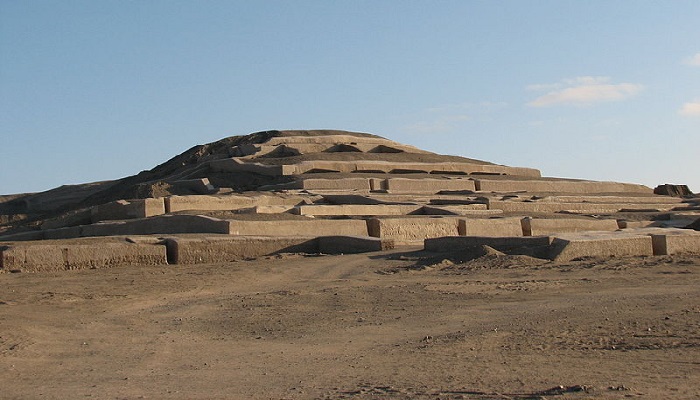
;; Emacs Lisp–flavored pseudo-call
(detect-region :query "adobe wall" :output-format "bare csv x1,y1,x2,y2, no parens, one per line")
475,179,652,194
487,200,676,214
1,243,65,272
236,205,296,214
166,194,306,213
384,178,476,193
292,161,540,177
459,217,524,237
421,206,499,216
227,219,369,236
548,232,653,261
295,204,422,216
209,158,296,176
235,142,432,157
91,198,165,222
83,215,231,237
424,236,553,258
367,217,461,243
368,178,386,191
650,230,700,255
522,218,620,236
424,227,692,261
1,240,167,273
317,236,394,254
166,195,255,213
297,178,371,191
265,135,404,146
165,236,318,264
542,195,683,204
617,220,658,230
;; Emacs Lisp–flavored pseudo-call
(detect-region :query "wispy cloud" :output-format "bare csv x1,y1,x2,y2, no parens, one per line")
685,53,700,66
679,101,700,116
527,76,643,107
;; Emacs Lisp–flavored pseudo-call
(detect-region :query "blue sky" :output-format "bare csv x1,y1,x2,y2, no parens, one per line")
1,1,699,194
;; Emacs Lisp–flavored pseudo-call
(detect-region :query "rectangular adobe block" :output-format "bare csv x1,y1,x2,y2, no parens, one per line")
487,200,674,214
476,179,652,194
236,205,296,214
317,236,395,254
617,220,657,229
369,178,388,191
165,236,318,264
227,219,369,237
367,217,461,244
170,178,215,194
298,178,372,190
265,134,395,146
165,195,256,213
424,236,552,258
543,195,684,204
549,232,653,261
166,194,306,213
83,215,231,237
295,204,422,216
1,241,167,272
1,244,65,272
384,178,476,193
290,160,541,177
522,218,620,236
91,198,165,222
650,231,700,255
421,206,498,216
459,217,524,237
209,158,295,176
64,242,167,270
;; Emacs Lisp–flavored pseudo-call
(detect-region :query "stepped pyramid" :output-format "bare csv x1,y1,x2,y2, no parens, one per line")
1,130,698,272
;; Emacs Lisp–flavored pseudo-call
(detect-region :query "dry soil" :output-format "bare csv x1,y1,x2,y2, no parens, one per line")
1,249,699,399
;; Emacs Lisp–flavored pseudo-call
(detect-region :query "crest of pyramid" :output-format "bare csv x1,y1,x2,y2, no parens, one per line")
1,130,698,272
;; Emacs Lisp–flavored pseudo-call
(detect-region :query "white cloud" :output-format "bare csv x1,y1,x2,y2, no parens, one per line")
679,101,700,116
685,53,700,66
527,76,643,107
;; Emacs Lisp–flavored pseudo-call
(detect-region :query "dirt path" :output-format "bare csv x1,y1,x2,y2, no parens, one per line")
1,250,699,399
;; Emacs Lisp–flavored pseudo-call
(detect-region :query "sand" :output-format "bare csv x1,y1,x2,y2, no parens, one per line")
1,249,699,399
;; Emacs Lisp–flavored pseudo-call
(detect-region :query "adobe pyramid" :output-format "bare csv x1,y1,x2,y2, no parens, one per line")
1,130,698,272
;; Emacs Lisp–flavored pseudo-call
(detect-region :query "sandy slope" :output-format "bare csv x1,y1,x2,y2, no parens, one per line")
1,249,699,399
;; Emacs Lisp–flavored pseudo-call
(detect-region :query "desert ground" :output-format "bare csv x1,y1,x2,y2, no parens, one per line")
2,248,699,399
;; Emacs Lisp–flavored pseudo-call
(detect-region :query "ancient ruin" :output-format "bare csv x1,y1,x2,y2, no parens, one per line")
1,129,698,272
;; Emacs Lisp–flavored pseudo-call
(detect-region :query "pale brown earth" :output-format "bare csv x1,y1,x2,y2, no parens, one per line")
2,249,699,399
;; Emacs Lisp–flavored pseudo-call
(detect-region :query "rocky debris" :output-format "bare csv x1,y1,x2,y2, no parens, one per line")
654,184,694,197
